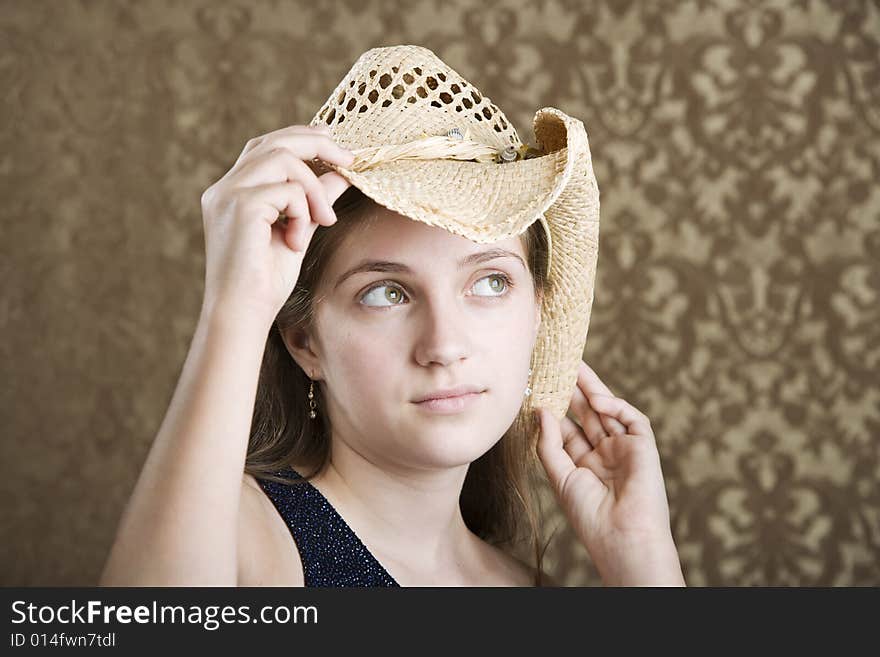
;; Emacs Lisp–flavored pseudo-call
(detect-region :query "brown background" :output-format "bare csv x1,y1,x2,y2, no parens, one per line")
2,0,878,586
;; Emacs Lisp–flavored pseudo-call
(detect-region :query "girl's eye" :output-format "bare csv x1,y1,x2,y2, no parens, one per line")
361,284,406,307
472,273,511,296
359,273,513,307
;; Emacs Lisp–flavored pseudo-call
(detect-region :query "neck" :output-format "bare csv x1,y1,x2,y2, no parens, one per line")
308,434,478,574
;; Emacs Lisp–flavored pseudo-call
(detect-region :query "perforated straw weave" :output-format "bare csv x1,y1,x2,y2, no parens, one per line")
305,45,600,438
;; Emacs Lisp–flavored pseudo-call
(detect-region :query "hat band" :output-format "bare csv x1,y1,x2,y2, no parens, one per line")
345,129,543,173
339,127,552,276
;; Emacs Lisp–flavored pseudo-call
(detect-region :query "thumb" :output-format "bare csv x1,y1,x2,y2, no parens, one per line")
534,408,575,494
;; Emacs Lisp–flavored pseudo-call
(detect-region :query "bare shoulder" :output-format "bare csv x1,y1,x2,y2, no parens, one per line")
237,473,305,586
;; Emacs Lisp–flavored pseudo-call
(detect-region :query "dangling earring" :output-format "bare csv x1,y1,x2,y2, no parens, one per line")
308,375,317,420
524,367,533,397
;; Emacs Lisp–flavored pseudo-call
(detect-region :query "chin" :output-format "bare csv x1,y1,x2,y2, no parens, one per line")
403,423,501,466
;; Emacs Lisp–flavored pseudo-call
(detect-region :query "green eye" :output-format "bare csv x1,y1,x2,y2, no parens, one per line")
360,273,513,307
361,283,406,307
472,274,510,296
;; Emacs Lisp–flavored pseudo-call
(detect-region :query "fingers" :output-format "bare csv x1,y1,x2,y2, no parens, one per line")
213,126,356,256
241,132,355,177
567,383,611,447
534,408,575,495
236,124,332,164
272,173,353,252
318,170,355,207
243,180,315,251
577,360,627,436
560,415,594,467
584,392,653,439
238,150,339,226
286,207,319,253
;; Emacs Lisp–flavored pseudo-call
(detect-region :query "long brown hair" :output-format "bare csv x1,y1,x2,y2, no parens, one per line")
245,185,553,585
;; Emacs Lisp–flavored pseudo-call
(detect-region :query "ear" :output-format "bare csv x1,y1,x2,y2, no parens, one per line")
279,325,322,380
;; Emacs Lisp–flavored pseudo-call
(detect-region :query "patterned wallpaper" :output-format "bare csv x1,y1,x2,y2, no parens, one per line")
2,0,877,586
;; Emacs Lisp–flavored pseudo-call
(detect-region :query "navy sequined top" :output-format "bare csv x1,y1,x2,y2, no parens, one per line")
257,466,400,587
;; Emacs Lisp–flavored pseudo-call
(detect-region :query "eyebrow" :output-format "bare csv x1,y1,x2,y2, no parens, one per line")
333,248,527,291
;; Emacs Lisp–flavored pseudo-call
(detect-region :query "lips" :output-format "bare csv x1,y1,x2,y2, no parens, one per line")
412,384,486,403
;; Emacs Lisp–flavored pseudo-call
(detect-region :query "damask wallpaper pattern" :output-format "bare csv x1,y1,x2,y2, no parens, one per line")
1,0,877,586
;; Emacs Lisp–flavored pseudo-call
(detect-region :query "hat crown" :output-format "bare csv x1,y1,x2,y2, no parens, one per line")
311,45,522,153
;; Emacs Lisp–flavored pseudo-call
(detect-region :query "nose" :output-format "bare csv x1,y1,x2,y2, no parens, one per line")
412,292,472,367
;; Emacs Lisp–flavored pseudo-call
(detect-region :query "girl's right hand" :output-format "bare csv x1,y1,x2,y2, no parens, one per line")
199,124,355,325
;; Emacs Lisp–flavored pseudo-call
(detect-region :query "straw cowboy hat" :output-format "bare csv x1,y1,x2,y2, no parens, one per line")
304,44,600,434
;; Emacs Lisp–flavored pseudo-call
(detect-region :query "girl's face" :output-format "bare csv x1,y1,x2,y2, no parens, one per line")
300,208,541,471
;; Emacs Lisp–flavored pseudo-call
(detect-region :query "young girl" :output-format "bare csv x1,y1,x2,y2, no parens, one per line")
99,47,685,587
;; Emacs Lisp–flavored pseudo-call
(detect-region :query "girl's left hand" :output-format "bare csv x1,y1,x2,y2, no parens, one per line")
535,360,684,585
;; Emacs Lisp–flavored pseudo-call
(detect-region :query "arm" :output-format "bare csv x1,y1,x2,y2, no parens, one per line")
99,123,354,586
99,304,271,585
595,534,686,587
